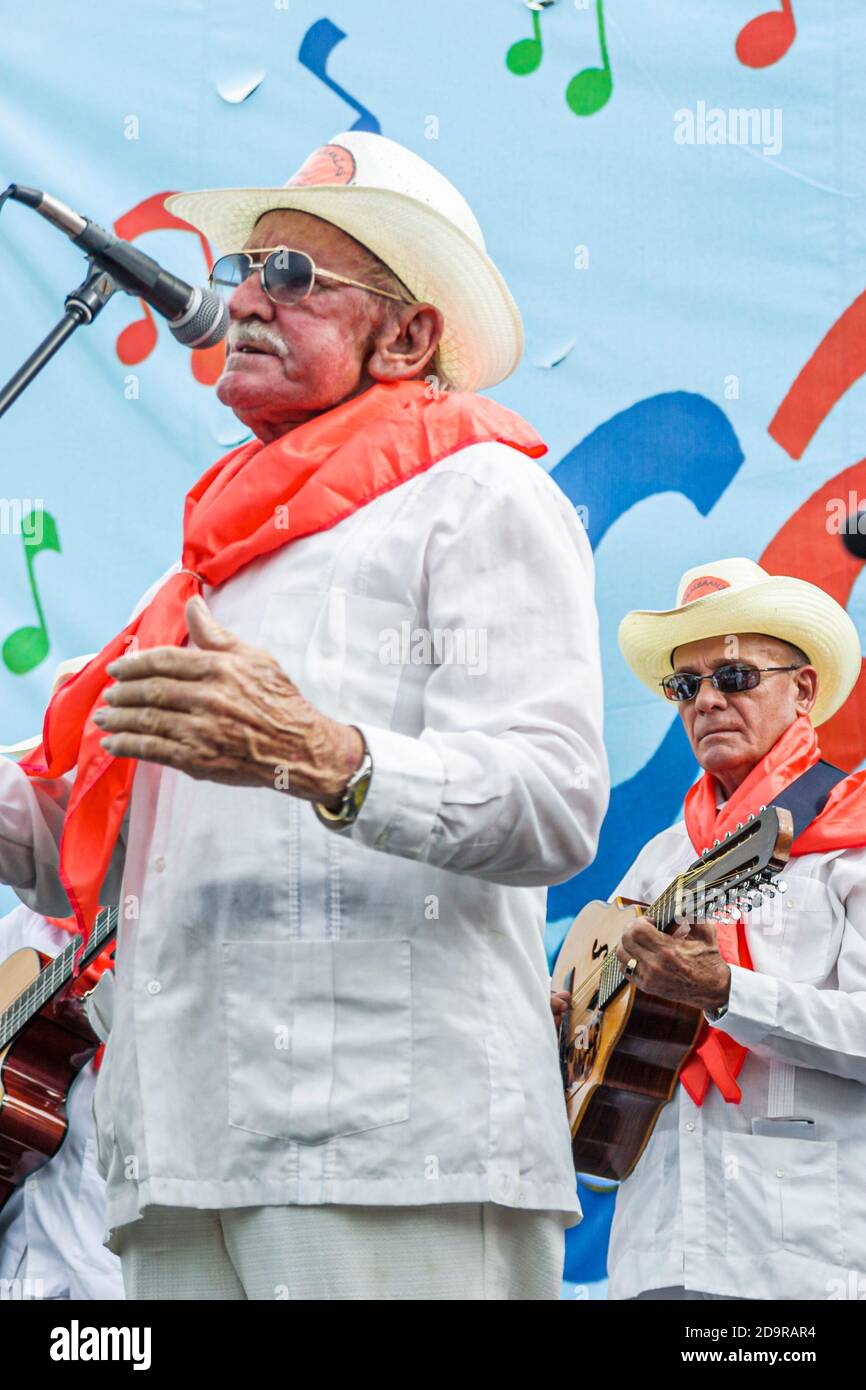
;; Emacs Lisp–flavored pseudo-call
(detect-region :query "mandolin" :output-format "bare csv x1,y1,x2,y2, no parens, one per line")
0,905,117,1212
552,806,793,1181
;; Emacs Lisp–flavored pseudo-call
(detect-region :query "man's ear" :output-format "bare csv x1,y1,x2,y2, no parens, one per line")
794,665,819,716
366,302,443,383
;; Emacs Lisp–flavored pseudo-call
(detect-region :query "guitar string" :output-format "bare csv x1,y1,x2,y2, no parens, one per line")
0,905,118,1050
561,850,762,1019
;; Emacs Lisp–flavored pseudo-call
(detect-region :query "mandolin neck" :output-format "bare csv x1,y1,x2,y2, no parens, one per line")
597,878,685,1008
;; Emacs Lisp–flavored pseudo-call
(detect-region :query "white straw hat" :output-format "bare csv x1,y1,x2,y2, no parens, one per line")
617,557,862,726
165,131,524,393
0,653,96,761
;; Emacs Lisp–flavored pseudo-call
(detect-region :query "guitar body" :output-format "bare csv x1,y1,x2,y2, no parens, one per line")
552,808,791,1181
0,947,101,1213
553,900,705,1181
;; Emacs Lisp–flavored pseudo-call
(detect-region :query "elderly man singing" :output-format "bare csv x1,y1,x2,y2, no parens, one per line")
0,132,607,1300
592,558,866,1300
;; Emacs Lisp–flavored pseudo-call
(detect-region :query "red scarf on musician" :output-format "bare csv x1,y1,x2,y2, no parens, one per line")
680,713,866,1105
20,380,546,959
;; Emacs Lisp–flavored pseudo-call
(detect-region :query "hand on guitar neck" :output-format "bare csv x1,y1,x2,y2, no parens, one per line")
614,915,731,1015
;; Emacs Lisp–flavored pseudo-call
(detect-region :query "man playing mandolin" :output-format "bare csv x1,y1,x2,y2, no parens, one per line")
555,557,866,1300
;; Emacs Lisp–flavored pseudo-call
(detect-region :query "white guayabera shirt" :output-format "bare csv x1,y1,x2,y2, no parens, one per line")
0,906,124,1298
608,820,866,1301
0,441,608,1242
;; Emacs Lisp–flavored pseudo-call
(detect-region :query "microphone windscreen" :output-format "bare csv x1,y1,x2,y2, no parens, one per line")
169,289,228,349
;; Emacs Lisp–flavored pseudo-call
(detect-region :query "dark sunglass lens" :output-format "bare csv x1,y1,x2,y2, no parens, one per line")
263,249,314,303
715,666,760,693
663,673,699,701
209,254,251,291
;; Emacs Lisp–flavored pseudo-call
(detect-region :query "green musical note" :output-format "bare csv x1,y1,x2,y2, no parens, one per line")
2,508,61,675
566,0,613,117
507,6,544,76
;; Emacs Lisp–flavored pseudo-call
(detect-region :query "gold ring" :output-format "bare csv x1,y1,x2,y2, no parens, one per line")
624,957,639,979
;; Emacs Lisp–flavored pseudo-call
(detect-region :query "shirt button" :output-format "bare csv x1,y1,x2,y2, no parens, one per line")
154,856,166,873
685,1121,696,1132
776,1168,785,1179
146,979,162,995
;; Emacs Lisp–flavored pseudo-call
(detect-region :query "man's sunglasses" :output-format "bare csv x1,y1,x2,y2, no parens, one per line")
660,664,803,703
208,247,411,307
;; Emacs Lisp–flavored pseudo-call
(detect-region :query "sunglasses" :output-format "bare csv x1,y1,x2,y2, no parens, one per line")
660,664,802,703
208,246,411,308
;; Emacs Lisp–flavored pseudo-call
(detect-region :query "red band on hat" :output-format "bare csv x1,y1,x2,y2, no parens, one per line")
286,144,356,188
680,575,732,605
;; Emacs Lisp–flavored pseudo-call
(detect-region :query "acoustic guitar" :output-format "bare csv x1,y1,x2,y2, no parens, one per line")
0,905,117,1212
552,806,793,1181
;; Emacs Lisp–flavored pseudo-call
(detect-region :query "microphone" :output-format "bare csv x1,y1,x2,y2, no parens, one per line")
5,184,228,348
841,513,866,560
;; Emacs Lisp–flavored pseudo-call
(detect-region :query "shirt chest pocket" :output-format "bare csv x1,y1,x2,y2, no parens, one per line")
222,938,412,1144
256,586,417,727
748,873,840,983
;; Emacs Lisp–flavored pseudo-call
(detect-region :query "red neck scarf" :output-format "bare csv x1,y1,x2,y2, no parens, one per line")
679,714,866,1105
20,380,546,955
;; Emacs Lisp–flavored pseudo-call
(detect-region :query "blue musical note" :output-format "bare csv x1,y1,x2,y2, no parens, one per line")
298,19,380,133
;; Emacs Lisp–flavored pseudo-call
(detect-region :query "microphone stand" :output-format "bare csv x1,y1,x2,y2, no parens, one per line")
0,262,120,418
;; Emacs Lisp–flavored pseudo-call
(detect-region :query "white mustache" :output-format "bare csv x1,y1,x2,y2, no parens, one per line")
227,321,289,357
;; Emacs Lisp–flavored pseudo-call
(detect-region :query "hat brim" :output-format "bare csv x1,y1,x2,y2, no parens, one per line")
165,185,524,393
617,577,862,726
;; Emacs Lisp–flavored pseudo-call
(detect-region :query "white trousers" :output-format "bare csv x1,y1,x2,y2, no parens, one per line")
113,1202,567,1301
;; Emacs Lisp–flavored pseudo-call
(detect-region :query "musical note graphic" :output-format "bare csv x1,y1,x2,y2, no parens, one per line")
2,509,61,676
298,19,380,133
112,193,225,387
760,458,866,769
506,4,544,76
736,0,797,69
768,289,866,460
566,0,612,117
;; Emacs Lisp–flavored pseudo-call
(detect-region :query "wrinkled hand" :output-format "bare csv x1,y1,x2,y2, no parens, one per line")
615,916,731,1014
94,595,364,806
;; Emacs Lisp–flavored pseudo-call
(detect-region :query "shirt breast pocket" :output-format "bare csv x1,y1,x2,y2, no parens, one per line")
222,938,412,1144
256,586,416,727
760,873,841,983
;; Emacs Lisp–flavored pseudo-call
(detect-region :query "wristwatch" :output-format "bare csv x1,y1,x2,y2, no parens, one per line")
313,729,373,830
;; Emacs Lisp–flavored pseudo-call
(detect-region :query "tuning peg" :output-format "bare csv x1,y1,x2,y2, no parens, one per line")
775,880,787,893
713,838,720,847
759,804,767,812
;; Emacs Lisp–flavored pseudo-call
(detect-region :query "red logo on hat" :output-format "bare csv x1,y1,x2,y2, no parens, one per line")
680,575,731,605
286,144,356,187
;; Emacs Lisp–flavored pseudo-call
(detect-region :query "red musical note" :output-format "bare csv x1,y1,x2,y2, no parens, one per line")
760,458,866,768
112,193,225,386
769,289,866,460
736,0,797,69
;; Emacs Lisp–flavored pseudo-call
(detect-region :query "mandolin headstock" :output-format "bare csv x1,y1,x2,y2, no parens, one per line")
655,805,794,930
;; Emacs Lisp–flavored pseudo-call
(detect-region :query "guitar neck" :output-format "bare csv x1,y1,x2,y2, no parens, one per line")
0,905,118,1050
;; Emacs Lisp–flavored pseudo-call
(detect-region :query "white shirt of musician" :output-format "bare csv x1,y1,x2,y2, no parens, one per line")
0,905,124,1300
607,819,866,1302
0,441,608,1240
